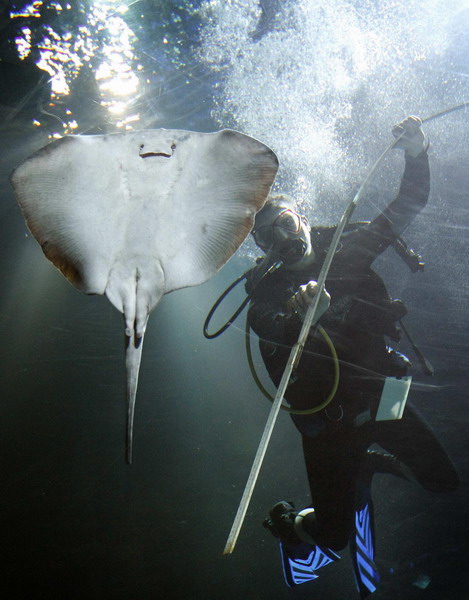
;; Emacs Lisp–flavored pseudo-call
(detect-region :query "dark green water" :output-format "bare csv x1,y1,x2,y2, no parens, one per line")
1,1,469,598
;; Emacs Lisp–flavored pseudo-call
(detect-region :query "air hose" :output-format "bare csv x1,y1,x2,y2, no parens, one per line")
421,101,469,124
245,316,340,414
204,263,340,413
203,259,282,339
203,273,249,339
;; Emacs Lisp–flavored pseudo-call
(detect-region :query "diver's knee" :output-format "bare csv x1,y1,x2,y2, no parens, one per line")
420,470,459,493
435,472,460,493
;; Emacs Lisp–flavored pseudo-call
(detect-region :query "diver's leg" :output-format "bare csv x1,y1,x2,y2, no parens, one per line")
301,428,371,550
264,428,368,550
373,404,459,492
302,429,381,594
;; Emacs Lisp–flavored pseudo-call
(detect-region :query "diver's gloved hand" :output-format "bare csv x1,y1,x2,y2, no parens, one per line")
287,280,331,322
392,116,428,158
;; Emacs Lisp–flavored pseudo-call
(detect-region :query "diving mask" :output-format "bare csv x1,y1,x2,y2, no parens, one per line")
252,209,309,264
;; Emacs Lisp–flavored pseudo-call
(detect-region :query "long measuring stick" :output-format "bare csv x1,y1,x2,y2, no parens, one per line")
223,102,469,555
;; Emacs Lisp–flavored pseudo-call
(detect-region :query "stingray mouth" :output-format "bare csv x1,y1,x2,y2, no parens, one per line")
139,143,176,158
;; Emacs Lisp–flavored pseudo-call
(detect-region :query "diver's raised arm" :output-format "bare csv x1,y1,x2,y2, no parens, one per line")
373,116,430,238
338,116,430,269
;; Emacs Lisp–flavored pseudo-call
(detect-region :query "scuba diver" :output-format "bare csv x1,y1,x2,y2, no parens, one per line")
245,117,459,596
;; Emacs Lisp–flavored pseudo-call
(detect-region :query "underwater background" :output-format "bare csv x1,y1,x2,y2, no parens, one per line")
1,1,469,598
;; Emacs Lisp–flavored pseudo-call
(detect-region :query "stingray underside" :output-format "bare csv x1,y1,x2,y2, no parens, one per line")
11,128,279,461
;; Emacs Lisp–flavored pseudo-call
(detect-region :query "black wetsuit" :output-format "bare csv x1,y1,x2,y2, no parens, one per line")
246,150,459,550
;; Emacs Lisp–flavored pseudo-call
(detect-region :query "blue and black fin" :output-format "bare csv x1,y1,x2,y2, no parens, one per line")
350,494,380,597
279,540,340,587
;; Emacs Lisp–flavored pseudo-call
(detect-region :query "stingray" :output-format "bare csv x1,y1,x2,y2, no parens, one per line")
11,128,278,462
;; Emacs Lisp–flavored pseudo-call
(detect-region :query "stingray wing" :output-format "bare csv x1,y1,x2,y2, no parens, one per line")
11,128,278,463
11,129,278,320
154,129,279,291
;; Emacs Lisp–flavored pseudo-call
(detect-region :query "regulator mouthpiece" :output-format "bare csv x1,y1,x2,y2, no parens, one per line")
277,238,307,264
252,250,283,285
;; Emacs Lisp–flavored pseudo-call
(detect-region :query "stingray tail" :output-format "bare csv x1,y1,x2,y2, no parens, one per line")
123,285,151,464
105,263,164,464
125,328,145,464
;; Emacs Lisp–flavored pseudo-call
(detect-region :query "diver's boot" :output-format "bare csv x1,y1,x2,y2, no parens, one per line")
366,449,416,483
263,501,317,545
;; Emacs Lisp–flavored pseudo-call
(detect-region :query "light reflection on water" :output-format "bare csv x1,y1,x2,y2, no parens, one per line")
10,0,141,135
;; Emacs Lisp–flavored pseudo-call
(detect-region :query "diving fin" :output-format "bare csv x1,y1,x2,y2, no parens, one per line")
279,540,340,587
350,495,380,598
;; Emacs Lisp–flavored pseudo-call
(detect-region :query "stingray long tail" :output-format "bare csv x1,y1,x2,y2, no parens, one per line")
105,262,163,464
121,277,153,465
125,329,145,464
